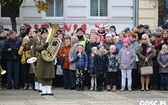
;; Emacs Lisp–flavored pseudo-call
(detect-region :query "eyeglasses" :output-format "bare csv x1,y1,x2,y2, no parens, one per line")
142,38,147,40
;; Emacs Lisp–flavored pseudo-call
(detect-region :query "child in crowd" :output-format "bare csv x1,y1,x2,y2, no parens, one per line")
88,47,97,91
73,45,88,91
157,44,168,90
106,45,118,91
94,45,108,91
118,38,136,91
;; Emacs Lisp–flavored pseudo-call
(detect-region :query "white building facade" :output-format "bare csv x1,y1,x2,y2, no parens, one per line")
0,0,137,34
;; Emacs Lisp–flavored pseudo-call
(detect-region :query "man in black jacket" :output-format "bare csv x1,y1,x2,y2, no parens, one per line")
3,30,21,89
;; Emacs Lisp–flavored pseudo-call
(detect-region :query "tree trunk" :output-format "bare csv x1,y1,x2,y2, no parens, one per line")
10,16,17,32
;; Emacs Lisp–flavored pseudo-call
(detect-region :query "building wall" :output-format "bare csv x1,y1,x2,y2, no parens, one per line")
0,0,135,34
139,0,158,30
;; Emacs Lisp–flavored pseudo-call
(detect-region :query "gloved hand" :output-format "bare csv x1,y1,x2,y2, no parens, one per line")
43,42,49,48
52,41,58,46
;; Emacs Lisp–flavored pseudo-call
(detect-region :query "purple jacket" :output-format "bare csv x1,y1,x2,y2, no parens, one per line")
157,50,168,73
118,46,136,70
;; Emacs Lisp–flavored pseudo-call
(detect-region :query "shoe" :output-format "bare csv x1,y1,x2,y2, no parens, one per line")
7,86,12,89
69,87,76,90
64,87,68,89
14,86,19,89
128,86,132,92
112,86,117,92
41,86,47,96
120,87,125,91
141,89,144,91
160,85,164,90
46,86,54,96
106,85,111,91
89,86,94,91
145,88,149,91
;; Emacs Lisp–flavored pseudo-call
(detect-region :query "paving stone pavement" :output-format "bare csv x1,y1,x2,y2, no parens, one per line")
0,88,168,105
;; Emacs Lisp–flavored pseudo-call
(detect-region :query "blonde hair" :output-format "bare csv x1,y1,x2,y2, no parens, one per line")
71,36,79,45
90,35,100,43
141,34,151,45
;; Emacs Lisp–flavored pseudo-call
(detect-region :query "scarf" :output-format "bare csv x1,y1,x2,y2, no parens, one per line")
142,43,147,56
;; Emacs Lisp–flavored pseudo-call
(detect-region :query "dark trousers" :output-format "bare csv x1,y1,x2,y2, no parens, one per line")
150,64,159,89
160,73,168,85
63,69,70,88
53,65,64,87
132,69,140,89
69,70,76,88
22,63,33,84
7,61,20,87
106,72,118,86
97,74,104,90
76,68,84,88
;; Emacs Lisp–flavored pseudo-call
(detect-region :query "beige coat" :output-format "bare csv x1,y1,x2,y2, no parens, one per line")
35,38,55,79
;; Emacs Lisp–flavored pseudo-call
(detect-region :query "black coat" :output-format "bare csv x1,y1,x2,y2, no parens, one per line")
3,38,21,61
94,53,108,74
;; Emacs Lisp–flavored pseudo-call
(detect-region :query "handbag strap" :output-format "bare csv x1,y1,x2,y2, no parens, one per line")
143,62,149,67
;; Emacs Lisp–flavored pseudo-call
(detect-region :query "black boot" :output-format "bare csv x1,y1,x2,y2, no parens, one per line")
160,85,164,90
76,85,80,91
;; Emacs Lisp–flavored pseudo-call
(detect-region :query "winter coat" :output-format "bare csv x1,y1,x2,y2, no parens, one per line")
18,46,31,64
114,40,123,54
118,46,136,70
3,38,21,61
69,43,78,71
107,52,118,72
73,52,88,69
88,55,96,74
58,45,71,70
131,39,139,69
94,52,108,74
157,50,168,73
0,36,7,59
35,38,55,79
86,42,100,56
137,44,154,72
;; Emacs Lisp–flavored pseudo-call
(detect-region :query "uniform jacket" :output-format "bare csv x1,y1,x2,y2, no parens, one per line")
35,38,55,79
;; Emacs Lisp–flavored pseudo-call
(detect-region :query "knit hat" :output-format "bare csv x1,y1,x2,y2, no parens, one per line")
109,45,116,50
123,38,131,45
105,33,112,38
162,45,168,50
150,32,157,38
91,47,97,51
155,27,163,32
77,45,83,49
97,44,104,50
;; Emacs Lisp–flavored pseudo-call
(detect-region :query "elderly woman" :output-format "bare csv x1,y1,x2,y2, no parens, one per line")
137,34,154,91
68,36,79,90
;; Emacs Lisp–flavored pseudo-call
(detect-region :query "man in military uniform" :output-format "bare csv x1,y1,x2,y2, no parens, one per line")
35,28,55,95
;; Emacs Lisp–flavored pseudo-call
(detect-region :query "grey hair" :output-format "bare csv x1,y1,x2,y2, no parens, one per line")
71,36,79,45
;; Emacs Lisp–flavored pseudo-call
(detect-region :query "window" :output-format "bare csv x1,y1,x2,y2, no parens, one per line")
46,0,63,17
90,0,107,16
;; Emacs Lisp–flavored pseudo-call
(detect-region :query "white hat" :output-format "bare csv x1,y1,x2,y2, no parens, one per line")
105,33,112,38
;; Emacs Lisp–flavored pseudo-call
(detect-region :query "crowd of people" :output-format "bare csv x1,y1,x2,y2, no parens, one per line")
0,23,168,96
